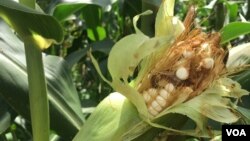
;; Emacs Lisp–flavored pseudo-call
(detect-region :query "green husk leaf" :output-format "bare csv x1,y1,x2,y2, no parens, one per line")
133,10,153,34
90,0,249,140
107,34,149,82
73,92,141,141
155,0,184,37
144,78,243,138
122,77,245,139
226,42,250,93
105,0,185,118
204,77,249,98
226,42,250,68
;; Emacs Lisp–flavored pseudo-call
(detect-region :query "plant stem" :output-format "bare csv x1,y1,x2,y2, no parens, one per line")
18,1,50,141
24,40,49,141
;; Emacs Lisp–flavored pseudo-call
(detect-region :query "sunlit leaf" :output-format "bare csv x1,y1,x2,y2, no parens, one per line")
226,2,238,22
108,34,149,81
53,0,117,21
53,3,87,21
0,0,63,49
87,26,106,41
155,0,185,37
221,22,250,44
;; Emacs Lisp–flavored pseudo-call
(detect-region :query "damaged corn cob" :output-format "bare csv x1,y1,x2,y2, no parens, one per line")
137,7,227,116
84,0,249,140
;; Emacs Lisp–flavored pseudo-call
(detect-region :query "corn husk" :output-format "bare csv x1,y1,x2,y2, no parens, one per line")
77,0,249,140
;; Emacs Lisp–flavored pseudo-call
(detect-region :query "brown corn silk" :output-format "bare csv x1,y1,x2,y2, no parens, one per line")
137,6,227,115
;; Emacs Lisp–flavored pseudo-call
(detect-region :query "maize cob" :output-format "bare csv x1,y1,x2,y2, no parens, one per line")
86,0,249,140
137,7,227,116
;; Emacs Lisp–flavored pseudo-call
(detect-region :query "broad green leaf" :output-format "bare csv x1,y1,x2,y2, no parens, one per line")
0,0,63,49
220,22,250,44
19,0,35,9
73,92,141,141
53,3,87,22
53,0,117,22
0,21,83,140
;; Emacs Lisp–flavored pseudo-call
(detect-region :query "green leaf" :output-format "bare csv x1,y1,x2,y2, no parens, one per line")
226,2,238,22
107,34,149,81
87,26,106,41
220,22,250,44
65,48,89,69
73,92,141,141
133,10,153,34
53,3,87,22
0,21,83,140
155,0,185,37
81,5,102,28
53,0,117,22
0,0,63,49
19,0,35,9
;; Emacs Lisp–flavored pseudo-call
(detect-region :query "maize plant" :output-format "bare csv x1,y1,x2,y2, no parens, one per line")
74,0,249,141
